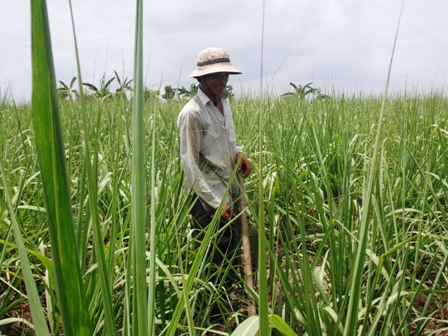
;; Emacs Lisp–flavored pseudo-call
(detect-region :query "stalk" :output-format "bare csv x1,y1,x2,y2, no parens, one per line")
131,0,148,333
238,172,256,316
258,0,270,334
147,9,158,336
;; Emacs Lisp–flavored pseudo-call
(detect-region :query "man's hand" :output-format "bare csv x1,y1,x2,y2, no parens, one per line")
220,202,235,222
236,152,251,178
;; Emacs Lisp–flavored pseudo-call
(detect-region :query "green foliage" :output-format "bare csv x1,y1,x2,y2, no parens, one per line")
282,82,330,100
83,73,115,99
143,86,160,101
162,85,176,100
226,85,235,99
175,83,198,99
114,70,133,99
29,0,92,334
1,1,447,335
131,1,150,334
174,84,233,100
58,76,78,100
80,71,133,100
2,92,448,335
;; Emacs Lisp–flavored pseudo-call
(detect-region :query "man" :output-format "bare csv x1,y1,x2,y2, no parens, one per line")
177,47,251,287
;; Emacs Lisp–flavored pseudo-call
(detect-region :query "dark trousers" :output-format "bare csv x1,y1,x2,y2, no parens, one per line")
190,198,241,289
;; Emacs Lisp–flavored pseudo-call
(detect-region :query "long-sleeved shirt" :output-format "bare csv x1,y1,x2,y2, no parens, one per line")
177,88,242,210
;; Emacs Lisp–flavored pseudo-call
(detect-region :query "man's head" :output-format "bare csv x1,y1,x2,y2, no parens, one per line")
199,72,229,97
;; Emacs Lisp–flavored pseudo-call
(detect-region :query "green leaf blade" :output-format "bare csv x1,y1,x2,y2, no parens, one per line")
30,1,92,335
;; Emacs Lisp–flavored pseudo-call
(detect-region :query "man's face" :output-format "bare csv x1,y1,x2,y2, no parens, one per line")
204,72,229,96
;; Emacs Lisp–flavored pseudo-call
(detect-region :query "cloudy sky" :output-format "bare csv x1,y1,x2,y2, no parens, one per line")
1,0,447,102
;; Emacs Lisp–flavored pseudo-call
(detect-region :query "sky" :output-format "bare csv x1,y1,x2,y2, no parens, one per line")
1,0,447,102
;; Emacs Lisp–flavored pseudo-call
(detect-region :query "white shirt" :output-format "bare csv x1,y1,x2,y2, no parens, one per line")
177,88,241,210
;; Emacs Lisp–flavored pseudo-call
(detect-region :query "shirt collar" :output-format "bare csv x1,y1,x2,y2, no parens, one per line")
197,87,228,106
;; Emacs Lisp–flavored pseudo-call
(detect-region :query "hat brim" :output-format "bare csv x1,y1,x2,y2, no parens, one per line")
189,64,242,78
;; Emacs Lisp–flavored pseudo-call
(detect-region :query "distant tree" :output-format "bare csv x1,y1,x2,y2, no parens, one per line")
282,82,316,98
282,82,330,100
315,90,330,101
113,70,133,99
162,85,175,100
175,83,198,99
83,73,115,99
225,85,235,100
58,76,78,101
144,87,160,101
175,83,234,100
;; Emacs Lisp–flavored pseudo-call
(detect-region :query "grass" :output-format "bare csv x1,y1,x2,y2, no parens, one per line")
2,91,447,335
1,0,448,335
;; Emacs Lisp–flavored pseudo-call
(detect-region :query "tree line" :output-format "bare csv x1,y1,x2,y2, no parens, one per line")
58,71,327,101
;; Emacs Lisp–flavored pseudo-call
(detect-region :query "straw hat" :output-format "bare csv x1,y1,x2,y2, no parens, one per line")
189,47,242,78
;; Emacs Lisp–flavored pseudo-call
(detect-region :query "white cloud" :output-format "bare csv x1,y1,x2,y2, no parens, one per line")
1,0,447,101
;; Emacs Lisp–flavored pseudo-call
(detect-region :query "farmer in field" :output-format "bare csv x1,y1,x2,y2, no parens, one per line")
177,47,251,290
